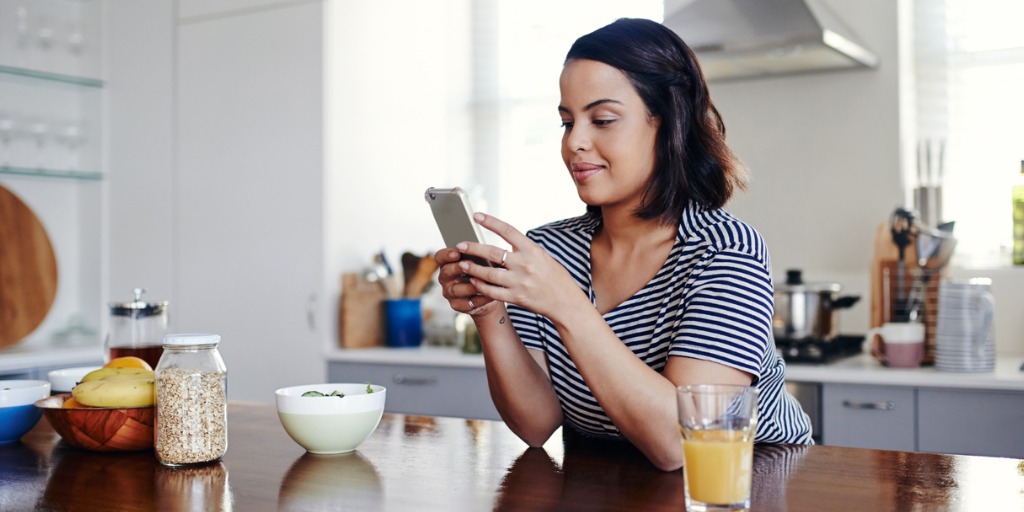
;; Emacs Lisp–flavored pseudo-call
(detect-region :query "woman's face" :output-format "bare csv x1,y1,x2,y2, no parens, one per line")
558,58,659,212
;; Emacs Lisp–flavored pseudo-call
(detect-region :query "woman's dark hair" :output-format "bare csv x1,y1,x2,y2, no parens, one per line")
566,18,746,222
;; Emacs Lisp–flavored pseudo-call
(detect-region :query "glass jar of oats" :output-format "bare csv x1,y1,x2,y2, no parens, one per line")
155,333,228,466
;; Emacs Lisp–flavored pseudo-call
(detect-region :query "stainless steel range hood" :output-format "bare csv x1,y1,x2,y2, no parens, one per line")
663,0,879,81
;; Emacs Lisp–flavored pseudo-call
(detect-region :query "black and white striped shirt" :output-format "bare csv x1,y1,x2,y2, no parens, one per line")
507,204,813,444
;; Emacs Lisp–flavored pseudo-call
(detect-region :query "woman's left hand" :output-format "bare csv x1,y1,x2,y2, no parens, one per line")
456,212,584,319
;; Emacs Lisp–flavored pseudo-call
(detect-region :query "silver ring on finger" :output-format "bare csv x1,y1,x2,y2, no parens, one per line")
468,298,475,309
500,249,509,266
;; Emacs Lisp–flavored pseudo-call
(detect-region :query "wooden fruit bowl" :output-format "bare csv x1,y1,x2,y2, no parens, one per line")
35,394,154,452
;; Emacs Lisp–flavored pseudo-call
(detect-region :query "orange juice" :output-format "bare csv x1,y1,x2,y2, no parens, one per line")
682,428,753,505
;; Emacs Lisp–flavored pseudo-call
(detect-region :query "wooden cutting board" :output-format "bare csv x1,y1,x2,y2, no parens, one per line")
0,184,58,348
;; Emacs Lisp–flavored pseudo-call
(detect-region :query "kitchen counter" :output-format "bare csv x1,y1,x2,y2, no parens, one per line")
0,340,103,377
4,402,1022,511
786,353,1024,391
326,345,487,368
327,346,1024,391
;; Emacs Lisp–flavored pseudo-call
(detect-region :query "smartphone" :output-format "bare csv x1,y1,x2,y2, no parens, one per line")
424,187,487,248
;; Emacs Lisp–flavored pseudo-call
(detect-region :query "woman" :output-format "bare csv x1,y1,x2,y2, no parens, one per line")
435,18,812,471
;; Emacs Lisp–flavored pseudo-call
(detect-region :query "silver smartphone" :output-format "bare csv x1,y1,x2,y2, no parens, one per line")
425,187,487,248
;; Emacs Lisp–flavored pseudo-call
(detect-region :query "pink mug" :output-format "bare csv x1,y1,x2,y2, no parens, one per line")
868,322,925,368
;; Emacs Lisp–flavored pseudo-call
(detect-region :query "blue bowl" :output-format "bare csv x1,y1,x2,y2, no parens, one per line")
0,404,43,444
0,380,51,444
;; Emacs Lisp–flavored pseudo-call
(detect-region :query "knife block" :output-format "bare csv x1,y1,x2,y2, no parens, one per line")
870,222,943,365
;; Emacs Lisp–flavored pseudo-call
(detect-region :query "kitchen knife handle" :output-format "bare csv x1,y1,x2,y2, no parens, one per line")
842,399,895,411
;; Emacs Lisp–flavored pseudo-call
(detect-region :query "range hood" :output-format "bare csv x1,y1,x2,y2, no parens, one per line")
663,0,879,81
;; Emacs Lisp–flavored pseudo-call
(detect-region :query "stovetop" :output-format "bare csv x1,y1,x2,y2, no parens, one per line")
775,334,865,365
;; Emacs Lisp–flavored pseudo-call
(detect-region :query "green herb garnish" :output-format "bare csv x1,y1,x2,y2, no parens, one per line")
301,390,345,398
301,384,374,398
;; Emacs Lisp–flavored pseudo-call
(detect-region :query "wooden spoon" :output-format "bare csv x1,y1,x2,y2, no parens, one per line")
404,256,439,298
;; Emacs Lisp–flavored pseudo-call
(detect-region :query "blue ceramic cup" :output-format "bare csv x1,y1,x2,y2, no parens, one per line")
385,299,423,348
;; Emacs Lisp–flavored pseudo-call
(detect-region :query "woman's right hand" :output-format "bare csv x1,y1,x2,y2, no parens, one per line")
434,248,498,315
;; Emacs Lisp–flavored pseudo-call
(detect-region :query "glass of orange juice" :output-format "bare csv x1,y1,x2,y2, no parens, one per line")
677,384,759,512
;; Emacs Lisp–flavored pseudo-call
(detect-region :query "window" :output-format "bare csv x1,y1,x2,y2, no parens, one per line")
468,0,664,232
916,0,1024,266
325,1,662,257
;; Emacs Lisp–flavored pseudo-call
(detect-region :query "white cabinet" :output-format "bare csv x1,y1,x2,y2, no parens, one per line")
106,0,336,404
327,360,500,421
174,2,325,403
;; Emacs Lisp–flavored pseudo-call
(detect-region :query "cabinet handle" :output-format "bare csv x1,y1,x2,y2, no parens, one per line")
392,374,438,386
842,399,895,411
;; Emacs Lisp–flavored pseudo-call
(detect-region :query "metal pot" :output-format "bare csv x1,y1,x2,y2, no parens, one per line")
773,270,860,341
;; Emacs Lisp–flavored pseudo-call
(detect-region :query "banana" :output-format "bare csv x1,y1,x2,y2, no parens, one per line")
80,367,155,383
72,379,156,408
92,373,158,382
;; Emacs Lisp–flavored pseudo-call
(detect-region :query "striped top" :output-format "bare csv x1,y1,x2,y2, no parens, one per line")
507,204,813,444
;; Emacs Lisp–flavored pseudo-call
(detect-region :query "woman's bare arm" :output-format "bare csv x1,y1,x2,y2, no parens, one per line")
434,247,562,446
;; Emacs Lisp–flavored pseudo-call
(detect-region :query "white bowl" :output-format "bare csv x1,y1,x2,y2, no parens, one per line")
275,383,386,454
47,366,103,393
0,380,51,407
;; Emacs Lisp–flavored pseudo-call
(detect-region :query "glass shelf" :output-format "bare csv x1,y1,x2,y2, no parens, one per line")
0,64,104,88
0,166,102,181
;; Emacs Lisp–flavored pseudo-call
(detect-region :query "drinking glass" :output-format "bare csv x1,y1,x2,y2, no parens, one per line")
677,384,759,512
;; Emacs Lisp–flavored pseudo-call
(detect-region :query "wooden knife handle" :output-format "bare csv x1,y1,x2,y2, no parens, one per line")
404,257,439,298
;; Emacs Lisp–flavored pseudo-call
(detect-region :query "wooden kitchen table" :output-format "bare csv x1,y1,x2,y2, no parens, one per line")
2,403,1022,511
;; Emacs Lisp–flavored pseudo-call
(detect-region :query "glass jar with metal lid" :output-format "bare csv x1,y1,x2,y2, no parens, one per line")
104,288,169,369
155,333,228,466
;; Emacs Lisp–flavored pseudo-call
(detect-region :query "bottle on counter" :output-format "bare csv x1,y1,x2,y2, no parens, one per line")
455,313,481,354
1014,160,1024,265
155,333,228,466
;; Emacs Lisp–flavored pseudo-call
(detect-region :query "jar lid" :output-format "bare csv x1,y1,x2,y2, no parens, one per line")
163,333,221,346
109,288,168,318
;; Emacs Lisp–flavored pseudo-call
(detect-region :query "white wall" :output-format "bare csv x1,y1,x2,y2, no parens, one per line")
713,0,902,338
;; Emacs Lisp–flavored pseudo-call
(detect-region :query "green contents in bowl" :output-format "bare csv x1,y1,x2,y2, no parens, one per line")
301,383,374,398
301,390,344,398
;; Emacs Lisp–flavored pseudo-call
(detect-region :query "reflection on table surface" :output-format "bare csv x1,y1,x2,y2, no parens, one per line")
3,403,1023,511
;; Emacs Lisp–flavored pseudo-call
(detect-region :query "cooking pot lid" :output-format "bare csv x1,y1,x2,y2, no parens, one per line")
109,288,168,317
777,269,842,293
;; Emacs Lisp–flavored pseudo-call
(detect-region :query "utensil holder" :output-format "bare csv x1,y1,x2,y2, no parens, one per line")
871,222,945,365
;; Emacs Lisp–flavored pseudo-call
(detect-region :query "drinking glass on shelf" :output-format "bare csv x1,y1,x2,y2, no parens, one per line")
38,26,54,51
0,113,16,167
677,384,759,512
68,28,84,56
16,5,31,54
56,122,83,171
29,119,49,169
